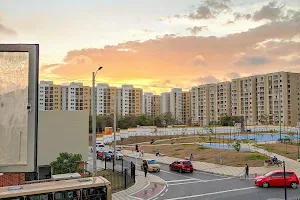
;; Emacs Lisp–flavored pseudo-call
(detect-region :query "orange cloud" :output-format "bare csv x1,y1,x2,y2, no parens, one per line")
41,18,300,94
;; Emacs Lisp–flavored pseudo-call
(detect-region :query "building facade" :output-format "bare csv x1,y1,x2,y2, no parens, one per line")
170,88,183,123
118,85,143,116
231,72,300,126
38,71,300,126
142,92,153,115
39,81,62,111
152,95,161,117
96,83,117,115
160,92,170,114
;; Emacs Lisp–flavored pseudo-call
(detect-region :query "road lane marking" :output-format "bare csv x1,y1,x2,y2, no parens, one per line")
149,184,167,200
160,170,201,180
167,177,234,186
163,186,256,200
165,178,198,183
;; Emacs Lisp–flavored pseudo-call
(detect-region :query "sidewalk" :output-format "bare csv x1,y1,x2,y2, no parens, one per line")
113,170,166,200
246,144,300,177
86,155,166,200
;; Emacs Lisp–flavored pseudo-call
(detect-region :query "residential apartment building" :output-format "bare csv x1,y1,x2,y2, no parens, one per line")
142,93,153,115
117,85,143,116
182,91,191,125
190,87,199,125
39,81,61,111
191,82,230,126
66,82,91,113
152,95,161,117
231,71,300,126
170,88,183,123
216,82,231,120
96,83,117,115
160,92,170,114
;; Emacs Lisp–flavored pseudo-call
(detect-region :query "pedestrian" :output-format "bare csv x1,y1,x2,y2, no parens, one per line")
156,149,160,156
143,160,148,177
189,153,193,161
244,164,249,180
141,148,144,157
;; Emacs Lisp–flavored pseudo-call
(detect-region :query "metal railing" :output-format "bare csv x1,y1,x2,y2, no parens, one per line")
100,158,135,193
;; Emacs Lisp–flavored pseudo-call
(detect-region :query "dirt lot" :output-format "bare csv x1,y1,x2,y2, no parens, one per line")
258,142,300,160
154,136,230,145
125,144,268,167
116,135,188,145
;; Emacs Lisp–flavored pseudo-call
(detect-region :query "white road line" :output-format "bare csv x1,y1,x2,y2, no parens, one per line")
149,184,167,200
163,186,256,200
160,170,201,180
167,177,234,186
165,178,198,183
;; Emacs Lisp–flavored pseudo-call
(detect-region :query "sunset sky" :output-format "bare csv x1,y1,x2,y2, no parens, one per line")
1,0,300,94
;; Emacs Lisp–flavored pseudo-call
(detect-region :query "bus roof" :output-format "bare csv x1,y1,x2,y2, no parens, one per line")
0,177,110,198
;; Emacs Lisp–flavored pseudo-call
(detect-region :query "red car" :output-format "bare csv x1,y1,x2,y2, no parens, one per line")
254,170,299,189
169,160,193,173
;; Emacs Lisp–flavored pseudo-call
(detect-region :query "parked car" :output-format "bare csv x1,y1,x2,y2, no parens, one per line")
97,151,112,161
115,151,124,160
169,160,193,173
254,170,299,188
140,159,160,172
90,144,105,153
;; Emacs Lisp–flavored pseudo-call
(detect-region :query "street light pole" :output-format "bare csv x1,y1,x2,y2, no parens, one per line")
279,88,282,142
92,66,103,177
113,96,117,165
297,129,299,161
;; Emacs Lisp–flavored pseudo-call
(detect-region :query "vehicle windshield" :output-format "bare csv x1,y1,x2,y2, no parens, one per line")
264,171,274,177
148,160,157,164
183,161,191,165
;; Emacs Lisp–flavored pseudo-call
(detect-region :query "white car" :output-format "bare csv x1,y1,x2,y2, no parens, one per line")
90,144,105,153
108,150,124,160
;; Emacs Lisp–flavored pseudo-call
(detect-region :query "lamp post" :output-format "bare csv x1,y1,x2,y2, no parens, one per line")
297,122,300,161
92,66,103,177
278,88,282,142
113,96,117,165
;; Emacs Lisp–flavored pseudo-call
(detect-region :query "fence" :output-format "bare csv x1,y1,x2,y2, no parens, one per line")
99,158,135,193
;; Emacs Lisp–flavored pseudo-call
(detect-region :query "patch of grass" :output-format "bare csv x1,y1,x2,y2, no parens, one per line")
244,153,268,161
182,143,193,146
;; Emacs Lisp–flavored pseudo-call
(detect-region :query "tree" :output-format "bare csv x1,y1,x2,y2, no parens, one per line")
232,140,241,152
51,152,84,175
258,114,269,125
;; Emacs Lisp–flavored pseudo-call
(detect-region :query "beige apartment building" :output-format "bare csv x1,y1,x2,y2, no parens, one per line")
231,76,257,125
96,83,117,115
216,82,231,121
232,71,300,126
152,95,161,117
182,91,191,125
39,81,62,111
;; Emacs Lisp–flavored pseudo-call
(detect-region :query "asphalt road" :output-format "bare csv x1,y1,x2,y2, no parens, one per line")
123,156,300,200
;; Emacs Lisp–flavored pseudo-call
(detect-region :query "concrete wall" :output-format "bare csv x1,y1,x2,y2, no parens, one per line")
37,111,89,166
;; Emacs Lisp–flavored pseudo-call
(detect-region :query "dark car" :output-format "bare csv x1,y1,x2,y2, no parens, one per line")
169,160,193,173
97,151,112,161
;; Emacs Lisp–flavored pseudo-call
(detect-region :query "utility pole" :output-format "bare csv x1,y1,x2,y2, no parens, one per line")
113,96,117,165
92,66,103,177
92,72,97,177
279,88,282,142
283,161,287,200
